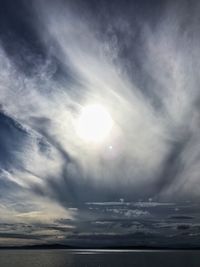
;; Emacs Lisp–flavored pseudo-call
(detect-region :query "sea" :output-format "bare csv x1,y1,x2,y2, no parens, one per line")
0,249,199,267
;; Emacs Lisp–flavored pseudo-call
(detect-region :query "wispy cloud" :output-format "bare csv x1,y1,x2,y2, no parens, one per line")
0,0,200,246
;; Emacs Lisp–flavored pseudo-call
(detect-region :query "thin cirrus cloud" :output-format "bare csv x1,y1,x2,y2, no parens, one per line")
28,0,200,200
0,0,200,246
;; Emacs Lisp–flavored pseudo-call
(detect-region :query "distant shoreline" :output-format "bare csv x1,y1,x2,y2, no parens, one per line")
0,244,200,251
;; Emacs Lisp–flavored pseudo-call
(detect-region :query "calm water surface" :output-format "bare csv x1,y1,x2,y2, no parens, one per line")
0,250,199,267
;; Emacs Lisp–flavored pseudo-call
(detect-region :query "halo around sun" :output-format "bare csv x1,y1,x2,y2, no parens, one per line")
77,104,113,143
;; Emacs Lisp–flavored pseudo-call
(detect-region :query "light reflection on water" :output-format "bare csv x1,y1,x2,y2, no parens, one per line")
0,250,199,267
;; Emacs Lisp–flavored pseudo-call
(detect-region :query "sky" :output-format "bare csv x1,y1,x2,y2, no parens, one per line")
0,0,200,247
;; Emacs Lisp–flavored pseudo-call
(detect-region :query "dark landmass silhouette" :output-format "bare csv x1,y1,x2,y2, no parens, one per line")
0,244,200,250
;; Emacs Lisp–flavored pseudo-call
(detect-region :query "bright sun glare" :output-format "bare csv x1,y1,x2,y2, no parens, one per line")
77,104,113,143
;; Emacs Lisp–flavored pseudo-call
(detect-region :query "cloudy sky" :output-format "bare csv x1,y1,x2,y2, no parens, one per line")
0,0,200,247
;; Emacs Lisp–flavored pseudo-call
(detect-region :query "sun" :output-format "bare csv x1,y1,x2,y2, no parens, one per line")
77,104,113,143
